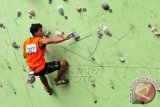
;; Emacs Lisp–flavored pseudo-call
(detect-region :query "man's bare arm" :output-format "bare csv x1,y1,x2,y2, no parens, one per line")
39,35,71,45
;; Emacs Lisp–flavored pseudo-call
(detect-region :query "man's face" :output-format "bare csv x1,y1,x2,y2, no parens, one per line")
35,28,43,37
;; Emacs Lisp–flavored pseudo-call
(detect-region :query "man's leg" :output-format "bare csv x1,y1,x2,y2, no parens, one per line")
39,75,52,94
55,60,68,82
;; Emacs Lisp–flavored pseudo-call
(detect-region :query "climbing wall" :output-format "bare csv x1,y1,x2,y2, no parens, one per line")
0,0,160,107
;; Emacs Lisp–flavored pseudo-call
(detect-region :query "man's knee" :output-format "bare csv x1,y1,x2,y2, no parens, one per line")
59,60,68,67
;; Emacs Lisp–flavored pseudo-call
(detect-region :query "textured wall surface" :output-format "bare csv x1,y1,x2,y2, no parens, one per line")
0,0,160,107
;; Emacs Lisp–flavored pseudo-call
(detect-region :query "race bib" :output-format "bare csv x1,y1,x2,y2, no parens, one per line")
26,44,36,53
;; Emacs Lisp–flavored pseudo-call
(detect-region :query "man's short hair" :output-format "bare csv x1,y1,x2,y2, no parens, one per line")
30,23,42,36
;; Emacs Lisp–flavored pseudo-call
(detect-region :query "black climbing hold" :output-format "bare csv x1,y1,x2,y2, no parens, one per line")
97,30,103,39
14,92,16,94
91,57,95,61
8,66,11,70
102,2,110,11
91,83,96,87
70,32,80,41
75,36,80,41
49,0,52,4
17,11,21,17
94,100,97,104
65,16,68,19
111,86,115,90
82,8,87,12
107,32,112,37
12,42,20,49
23,68,26,72
0,23,3,27
0,23,5,28
148,24,152,28
109,9,113,13
29,16,32,19
0,84,3,88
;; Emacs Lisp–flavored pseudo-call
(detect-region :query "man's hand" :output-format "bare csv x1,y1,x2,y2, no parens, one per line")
63,34,72,40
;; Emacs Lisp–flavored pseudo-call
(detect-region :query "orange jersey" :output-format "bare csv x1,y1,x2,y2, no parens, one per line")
23,37,46,73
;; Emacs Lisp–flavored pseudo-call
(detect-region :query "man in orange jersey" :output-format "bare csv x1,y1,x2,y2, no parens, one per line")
23,23,71,95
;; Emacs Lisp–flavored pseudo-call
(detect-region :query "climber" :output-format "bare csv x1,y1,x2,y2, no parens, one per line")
23,23,71,95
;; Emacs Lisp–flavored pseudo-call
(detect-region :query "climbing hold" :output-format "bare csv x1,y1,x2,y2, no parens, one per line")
148,24,152,28
28,9,35,16
64,16,68,19
76,7,87,12
55,31,64,36
57,6,64,16
91,83,96,87
49,0,52,4
23,68,26,72
154,32,160,36
94,100,97,104
111,86,115,90
17,10,21,17
103,26,112,36
0,82,2,88
70,32,80,41
0,23,5,28
29,15,32,19
8,65,11,70
103,26,109,33
148,25,160,36
76,6,82,12
109,9,113,13
28,9,35,18
75,36,80,41
102,2,110,11
90,56,95,61
97,29,103,39
14,92,16,94
119,57,125,63
82,8,87,12
63,0,67,1
44,31,51,38
12,42,20,49
151,27,157,33
0,23,3,27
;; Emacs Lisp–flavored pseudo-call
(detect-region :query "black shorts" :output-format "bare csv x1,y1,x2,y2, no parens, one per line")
34,61,61,76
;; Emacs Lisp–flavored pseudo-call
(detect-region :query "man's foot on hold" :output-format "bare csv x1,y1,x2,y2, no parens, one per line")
55,79,69,85
44,87,53,95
